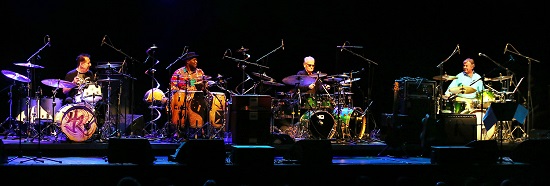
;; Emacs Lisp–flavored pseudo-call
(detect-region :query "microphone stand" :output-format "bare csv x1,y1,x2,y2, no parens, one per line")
101,37,140,140
435,45,459,119
505,45,540,139
224,56,269,95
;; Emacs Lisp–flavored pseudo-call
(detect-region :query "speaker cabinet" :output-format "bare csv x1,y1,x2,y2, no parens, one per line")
510,139,550,164
439,114,477,145
107,138,155,165
170,139,226,166
0,139,6,164
230,95,272,145
231,145,275,166
283,139,332,165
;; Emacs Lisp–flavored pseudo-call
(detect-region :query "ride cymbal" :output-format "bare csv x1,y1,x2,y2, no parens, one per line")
41,79,77,88
262,80,285,86
2,70,31,83
14,62,44,69
96,63,121,69
282,75,316,87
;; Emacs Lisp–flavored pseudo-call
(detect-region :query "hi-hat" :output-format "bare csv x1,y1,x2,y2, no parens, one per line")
433,75,457,81
41,79,77,88
96,63,121,69
449,86,476,94
282,75,316,87
252,72,274,81
309,72,327,78
486,76,512,81
97,77,120,82
14,62,44,69
340,78,361,85
323,76,343,83
2,70,31,83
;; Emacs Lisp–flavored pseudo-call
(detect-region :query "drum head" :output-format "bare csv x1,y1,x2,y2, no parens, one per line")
57,104,97,142
302,110,335,139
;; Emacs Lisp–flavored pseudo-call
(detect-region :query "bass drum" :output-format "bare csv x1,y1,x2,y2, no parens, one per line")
470,109,495,140
300,110,335,139
55,103,97,142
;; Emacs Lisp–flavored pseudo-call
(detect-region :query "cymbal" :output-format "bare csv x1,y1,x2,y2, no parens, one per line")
262,81,285,86
449,86,476,94
334,91,354,95
340,78,361,85
14,62,44,69
96,63,121,69
433,75,457,81
97,77,120,82
41,79,77,88
486,76,512,81
201,75,212,80
323,76,343,83
237,47,249,53
2,70,31,83
309,72,327,78
282,75,316,86
332,74,349,78
252,72,274,81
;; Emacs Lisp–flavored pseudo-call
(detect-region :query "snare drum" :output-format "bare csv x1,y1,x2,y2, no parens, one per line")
170,90,207,128
209,92,226,129
76,83,103,104
475,90,496,109
55,103,97,142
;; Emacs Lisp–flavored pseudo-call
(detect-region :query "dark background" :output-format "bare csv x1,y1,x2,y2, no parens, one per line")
1,1,548,130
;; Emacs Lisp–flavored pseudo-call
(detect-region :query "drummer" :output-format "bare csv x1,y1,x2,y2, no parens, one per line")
170,52,209,91
295,56,330,94
443,58,485,111
62,53,96,105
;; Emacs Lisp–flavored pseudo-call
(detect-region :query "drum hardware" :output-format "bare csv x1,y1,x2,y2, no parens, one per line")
143,62,163,139
99,76,119,141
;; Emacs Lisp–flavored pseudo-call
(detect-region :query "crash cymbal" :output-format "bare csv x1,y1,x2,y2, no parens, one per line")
433,75,457,81
237,47,249,53
14,62,44,69
309,72,327,78
2,70,31,83
340,78,361,85
97,77,120,82
282,75,316,86
449,86,476,94
41,79,77,88
323,76,343,83
252,72,274,81
263,80,285,86
96,63,121,69
486,76,512,81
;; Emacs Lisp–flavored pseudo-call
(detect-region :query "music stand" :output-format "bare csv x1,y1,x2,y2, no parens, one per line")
483,102,528,163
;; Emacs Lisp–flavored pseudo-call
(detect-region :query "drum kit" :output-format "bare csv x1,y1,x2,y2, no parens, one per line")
435,74,520,141
0,61,126,143
272,72,367,141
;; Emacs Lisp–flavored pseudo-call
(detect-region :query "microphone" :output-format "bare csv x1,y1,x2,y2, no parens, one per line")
281,39,284,50
146,45,157,55
456,44,460,54
478,53,486,57
100,35,106,46
504,43,508,54
340,41,346,52
244,54,250,60
46,35,51,47
222,49,228,59
508,54,515,62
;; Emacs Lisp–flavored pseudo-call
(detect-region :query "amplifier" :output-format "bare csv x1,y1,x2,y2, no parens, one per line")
395,79,436,100
439,114,477,145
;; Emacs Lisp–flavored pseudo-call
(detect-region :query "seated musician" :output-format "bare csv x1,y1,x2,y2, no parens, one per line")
443,58,485,113
63,53,96,105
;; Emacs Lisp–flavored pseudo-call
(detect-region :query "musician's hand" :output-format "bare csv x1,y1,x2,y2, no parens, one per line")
309,83,315,89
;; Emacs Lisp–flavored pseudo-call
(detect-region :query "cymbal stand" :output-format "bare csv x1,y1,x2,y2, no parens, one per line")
40,88,62,142
99,79,117,141
1,82,17,138
4,80,34,163
143,67,161,139
21,87,62,164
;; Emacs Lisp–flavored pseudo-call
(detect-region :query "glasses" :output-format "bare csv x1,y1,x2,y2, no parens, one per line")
306,64,315,67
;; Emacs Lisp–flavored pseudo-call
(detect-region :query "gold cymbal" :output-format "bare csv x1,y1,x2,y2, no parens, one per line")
433,75,457,81
486,76,512,81
449,86,476,94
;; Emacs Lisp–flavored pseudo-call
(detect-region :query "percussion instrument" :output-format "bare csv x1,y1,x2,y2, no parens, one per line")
55,103,97,142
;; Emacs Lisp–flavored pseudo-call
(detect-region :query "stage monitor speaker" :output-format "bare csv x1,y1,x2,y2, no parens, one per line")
283,139,332,165
439,114,477,145
465,140,498,164
107,138,155,165
1,139,6,164
510,139,550,164
230,95,272,145
170,139,226,166
231,145,275,166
